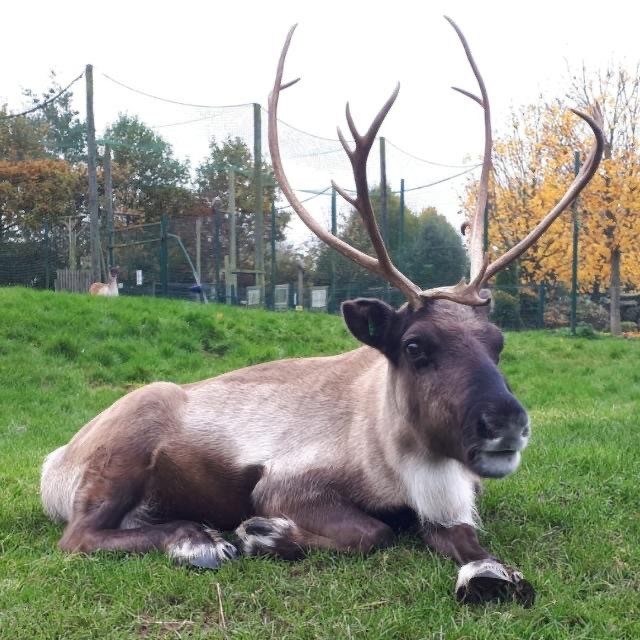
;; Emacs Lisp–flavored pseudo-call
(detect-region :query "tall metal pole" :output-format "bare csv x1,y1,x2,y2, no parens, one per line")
160,213,168,296
104,144,114,268
379,137,388,246
270,201,277,310
212,203,221,302
330,186,337,313
399,178,405,265
86,64,100,282
570,150,581,335
253,104,264,297
195,216,202,283
228,168,237,300
379,137,389,301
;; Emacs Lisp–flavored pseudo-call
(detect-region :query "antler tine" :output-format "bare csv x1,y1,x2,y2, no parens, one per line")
268,25,423,307
332,85,402,265
482,105,605,283
445,15,492,283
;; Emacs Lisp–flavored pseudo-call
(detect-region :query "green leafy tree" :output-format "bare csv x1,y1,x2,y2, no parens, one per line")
23,72,86,162
312,189,463,301
403,209,468,290
104,115,193,222
0,107,49,162
195,136,288,268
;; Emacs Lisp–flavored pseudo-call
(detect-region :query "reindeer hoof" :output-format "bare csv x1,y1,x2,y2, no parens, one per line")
455,559,535,607
235,516,304,560
168,528,238,570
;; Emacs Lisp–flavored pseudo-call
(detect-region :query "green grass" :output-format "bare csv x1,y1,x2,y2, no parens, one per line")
0,287,638,639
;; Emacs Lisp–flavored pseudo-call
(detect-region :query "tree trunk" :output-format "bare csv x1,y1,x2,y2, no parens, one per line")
609,247,622,335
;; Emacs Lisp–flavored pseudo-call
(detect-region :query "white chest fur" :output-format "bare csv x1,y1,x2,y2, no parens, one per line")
399,455,478,527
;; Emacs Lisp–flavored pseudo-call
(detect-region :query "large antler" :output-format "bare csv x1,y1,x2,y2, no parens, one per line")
269,21,605,310
268,25,423,307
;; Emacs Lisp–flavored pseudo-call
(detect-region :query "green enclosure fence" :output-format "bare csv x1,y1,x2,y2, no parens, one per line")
2,215,638,332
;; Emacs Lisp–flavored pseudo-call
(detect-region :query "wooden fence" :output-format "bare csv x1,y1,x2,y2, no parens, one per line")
55,269,94,293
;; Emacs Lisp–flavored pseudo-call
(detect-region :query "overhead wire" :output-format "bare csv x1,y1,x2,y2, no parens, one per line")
0,72,84,120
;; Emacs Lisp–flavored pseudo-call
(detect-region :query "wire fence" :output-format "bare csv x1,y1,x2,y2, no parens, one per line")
2,67,639,333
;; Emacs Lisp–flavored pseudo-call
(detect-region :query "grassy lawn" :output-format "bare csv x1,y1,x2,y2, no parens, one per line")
0,287,638,639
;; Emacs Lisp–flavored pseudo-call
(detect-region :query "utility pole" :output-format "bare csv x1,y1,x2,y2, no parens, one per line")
86,64,100,282
104,144,114,268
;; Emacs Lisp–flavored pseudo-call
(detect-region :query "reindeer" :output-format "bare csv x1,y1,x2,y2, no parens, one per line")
40,19,603,606
89,266,119,296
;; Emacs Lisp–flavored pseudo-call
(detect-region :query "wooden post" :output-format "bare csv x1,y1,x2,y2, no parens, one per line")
86,64,101,282
104,144,114,268
65,217,77,269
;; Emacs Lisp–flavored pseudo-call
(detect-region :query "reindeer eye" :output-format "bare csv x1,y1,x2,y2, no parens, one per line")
405,342,422,358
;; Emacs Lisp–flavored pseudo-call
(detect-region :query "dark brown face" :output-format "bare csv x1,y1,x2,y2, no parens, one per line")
342,298,530,479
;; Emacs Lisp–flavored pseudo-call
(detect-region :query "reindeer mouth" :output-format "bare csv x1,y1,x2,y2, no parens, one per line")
469,449,522,478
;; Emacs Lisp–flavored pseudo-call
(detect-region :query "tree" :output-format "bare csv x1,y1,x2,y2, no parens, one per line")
0,107,49,162
104,115,193,222
195,136,288,269
23,72,86,163
0,159,82,241
568,64,640,334
463,88,640,334
312,188,462,300
403,209,467,290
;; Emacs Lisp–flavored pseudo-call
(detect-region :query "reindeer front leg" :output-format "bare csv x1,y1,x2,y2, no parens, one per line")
236,474,394,559
421,524,535,606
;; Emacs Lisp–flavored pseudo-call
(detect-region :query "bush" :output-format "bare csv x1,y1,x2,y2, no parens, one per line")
575,322,599,339
621,321,638,333
543,295,609,330
491,290,522,329
577,297,609,330
519,288,541,328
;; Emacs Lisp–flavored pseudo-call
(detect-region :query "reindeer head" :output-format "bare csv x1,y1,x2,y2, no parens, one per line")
269,20,604,478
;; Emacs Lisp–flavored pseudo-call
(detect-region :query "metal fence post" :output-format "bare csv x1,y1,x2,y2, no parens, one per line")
160,213,168,296
212,204,221,302
270,201,277,310
329,186,337,313
538,282,546,329
570,150,581,335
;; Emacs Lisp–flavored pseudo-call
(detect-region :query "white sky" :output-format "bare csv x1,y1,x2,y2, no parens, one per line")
2,0,639,246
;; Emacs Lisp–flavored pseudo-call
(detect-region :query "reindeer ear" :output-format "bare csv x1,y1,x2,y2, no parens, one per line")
341,298,398,350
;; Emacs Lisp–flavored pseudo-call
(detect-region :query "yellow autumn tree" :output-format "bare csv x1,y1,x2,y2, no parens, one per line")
463,67,640,333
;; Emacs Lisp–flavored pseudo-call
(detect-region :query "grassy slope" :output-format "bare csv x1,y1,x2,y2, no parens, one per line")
0,288,638,639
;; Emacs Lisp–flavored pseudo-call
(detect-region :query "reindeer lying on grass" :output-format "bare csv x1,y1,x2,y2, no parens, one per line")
40,18,603,606
89,267,119,296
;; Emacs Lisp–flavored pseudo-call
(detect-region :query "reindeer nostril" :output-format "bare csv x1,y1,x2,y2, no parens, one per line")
477,416,495,440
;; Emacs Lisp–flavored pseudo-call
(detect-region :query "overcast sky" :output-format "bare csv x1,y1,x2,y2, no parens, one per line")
3,0,638,245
